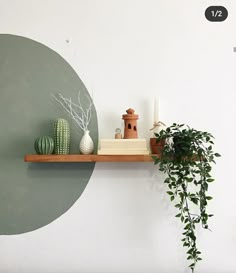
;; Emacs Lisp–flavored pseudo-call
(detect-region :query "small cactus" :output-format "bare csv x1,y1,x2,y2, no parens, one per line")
34,136,54,155
53,118,70,154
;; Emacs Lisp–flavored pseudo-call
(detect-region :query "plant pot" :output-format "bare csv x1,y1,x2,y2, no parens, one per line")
150,138,165,154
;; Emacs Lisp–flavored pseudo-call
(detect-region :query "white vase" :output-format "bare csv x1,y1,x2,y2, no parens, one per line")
79,130,94,154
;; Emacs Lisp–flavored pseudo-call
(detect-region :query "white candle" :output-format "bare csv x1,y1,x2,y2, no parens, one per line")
154,97,159,123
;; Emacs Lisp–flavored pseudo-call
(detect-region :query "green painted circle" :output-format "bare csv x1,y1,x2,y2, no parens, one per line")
0,34,98,234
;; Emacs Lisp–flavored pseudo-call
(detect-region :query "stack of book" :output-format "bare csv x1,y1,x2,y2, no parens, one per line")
98,139,150,155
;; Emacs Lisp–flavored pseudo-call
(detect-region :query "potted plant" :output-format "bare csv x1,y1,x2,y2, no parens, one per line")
152,123,220,272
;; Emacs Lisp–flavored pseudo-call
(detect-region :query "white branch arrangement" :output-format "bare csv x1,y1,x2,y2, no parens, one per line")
52,92,93,132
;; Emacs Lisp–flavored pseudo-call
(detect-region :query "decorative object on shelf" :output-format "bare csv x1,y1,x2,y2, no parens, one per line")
53,118,70,154
98,138,149,155
150,121,166,154
149,137,165,154
114,128,122,139
153,96,159,124
152,123,221,273
52,92,94,154
34,136,54,155
79,130,94,154
149,97,166,154
122,108,138,139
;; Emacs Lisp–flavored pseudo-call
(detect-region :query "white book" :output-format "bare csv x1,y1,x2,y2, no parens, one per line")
98,149,150,155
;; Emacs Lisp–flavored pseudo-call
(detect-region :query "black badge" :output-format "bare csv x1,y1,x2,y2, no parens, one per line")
205,6,228,22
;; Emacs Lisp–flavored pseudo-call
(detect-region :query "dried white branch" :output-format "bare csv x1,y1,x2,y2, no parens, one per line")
52,92,94,132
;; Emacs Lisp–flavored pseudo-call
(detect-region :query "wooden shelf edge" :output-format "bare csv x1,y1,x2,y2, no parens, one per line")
24,154,157,163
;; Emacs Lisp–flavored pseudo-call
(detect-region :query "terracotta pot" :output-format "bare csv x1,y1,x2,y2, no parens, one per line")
150,138,165,155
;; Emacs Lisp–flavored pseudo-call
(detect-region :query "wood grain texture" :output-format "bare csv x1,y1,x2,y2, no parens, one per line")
24,154,156,162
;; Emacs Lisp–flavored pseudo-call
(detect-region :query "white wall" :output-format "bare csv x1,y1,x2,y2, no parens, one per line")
0,0,235,272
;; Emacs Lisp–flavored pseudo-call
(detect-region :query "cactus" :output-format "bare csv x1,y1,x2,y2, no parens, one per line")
34,136,54,155
53,118,70,154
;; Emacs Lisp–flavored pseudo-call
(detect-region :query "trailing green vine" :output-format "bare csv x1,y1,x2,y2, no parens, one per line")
152,123,220,272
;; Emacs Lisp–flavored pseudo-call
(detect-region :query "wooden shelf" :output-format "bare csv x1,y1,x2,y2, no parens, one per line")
24,154,156,163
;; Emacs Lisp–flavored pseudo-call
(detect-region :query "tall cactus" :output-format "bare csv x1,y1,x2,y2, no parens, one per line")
53,118,70,154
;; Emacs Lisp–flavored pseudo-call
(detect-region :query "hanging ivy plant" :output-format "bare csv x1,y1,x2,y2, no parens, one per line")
152,123,221,272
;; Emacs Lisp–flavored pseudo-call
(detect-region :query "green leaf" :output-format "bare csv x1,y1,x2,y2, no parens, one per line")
214,153,221,157
189,233,196,241
175,213,181,218
207,178,214,182
189,263,195,268
166,191,173,195
187,248,193,254
206,196,213,200
203,183,208,191
184,223,190,230
191,198,198,205
170,195,175,201
187,177,193,182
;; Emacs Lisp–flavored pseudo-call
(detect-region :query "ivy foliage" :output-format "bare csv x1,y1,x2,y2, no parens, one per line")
152,123,221,272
